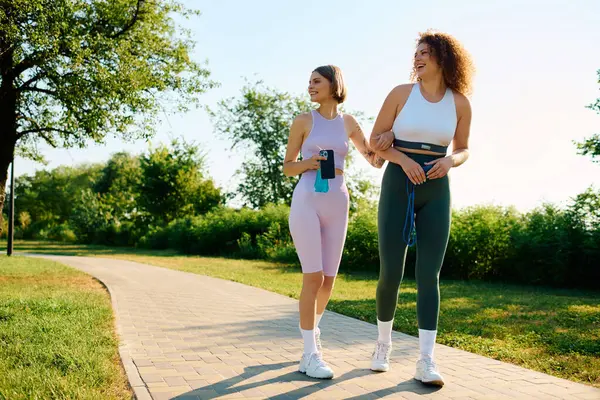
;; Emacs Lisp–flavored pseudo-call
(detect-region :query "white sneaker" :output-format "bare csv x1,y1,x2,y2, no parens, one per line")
370,340,392,372
315,327,322,353
415,358,444,386
298,352,334,379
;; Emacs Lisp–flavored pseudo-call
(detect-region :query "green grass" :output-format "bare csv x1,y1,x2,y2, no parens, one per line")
3,240,600,388
0,254,132,400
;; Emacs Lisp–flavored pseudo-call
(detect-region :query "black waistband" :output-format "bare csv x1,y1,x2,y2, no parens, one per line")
393,139,447,154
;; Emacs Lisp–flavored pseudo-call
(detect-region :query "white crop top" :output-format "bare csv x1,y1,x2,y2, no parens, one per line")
392,83,457,147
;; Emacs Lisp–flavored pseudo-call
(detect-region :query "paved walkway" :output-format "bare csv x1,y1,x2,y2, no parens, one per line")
34,255,599,400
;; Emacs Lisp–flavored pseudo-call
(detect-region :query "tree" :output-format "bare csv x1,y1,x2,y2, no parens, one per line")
210,80,311,208
93,151,142,220
0,0,216,233
575,69,600,161
12,163,102,226
566,186,600,231
70,188,119,244
137,140,222,224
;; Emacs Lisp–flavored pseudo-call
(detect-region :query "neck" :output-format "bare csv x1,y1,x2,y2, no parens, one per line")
317,100,339,119
419,75,446,96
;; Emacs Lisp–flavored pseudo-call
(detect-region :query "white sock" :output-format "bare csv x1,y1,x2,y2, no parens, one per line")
301,329,318,354
377,319,393,344
315,313,323,329
419,329,437,361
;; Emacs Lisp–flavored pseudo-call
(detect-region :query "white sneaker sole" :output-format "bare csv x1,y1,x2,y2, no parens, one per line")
298,363,334,379
299,369,334,379
308,371,334,379
370,363,390,372
415,376,444,387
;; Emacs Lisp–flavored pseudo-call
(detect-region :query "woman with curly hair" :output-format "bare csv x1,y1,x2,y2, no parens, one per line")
368,30,475,386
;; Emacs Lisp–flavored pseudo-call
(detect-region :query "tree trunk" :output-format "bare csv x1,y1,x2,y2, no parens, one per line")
0,138,14,235
0,40,17,235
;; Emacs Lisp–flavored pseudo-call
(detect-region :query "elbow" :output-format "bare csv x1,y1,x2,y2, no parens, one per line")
369,156,385,169
454,147,470,159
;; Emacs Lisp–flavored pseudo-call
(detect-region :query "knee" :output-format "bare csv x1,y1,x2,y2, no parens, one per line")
302,273,324,296
321,276,336,293
378,271,402,293
416,272,440,290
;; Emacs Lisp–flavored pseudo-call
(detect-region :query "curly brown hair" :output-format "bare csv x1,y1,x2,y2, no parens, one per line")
410,29,475,96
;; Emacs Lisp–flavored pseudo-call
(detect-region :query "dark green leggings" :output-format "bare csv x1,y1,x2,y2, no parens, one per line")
376,153,451,330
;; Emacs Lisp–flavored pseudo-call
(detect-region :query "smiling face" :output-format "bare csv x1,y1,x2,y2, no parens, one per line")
308,65,347,104
308,71,333,104
414,42,442,80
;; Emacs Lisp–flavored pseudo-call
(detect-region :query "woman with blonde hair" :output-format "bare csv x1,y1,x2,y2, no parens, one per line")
283,65,387,379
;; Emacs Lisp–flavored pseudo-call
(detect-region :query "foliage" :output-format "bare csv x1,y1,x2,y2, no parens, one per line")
0,0,216,232
12,164,102,227
209,80,311,208
138,189,600,289
137,139,222,225
575,69,600,161
93,152,142,220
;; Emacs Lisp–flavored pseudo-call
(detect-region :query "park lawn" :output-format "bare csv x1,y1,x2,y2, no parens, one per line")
0,254,132,400
4,240,600,388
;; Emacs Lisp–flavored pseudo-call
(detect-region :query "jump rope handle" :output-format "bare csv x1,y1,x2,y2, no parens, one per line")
403,164,434,246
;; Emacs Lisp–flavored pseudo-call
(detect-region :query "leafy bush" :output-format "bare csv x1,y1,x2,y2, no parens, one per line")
342,199,380,272
141,204,293,258
445,205,520,280
45,223,77,242
70,190,116,244
134,189,600,290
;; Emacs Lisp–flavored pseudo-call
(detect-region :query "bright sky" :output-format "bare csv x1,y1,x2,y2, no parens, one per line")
14,0,600,211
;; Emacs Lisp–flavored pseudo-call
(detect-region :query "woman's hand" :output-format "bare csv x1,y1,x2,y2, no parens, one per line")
371,130,395,151
302,154,326,171
400,157,427,185
425,156,453,179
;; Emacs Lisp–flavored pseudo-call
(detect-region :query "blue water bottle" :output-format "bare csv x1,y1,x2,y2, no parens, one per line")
314,150,329,193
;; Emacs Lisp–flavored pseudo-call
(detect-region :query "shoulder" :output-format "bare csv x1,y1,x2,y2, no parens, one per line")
392,83,415,94
342,113,361,136
452,91,472,117
342,113,358,125
291,111,313,130
382,84,414,116
387,83,414,100
294,111,313,123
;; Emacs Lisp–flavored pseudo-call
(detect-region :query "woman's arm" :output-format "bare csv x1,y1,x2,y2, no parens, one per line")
369,87,400,152
345,114,385,168
425,93,472,180
370,85,411,164
449,93,472,167
371,84,428,184
283,113,324,177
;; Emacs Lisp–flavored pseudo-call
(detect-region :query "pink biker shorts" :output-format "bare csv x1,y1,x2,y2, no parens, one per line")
288,170,350,277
